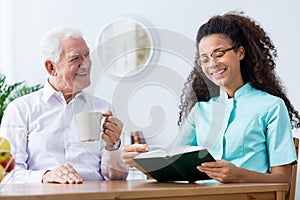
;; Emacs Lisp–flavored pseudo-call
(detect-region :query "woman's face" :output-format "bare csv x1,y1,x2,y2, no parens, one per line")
198,34,245,96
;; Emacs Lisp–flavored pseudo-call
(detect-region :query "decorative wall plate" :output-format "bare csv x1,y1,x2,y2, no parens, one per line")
96,17,157,78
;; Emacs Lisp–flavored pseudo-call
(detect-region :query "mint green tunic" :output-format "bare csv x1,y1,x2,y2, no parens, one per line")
177,83,297,173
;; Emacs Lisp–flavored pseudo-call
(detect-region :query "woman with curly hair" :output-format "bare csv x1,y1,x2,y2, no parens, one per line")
122,11,299,185
177,11,299,184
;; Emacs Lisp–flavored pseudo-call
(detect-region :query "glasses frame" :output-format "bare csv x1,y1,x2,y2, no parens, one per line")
197,46,237,67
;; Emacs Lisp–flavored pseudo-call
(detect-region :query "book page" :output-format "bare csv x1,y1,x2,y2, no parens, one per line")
134,145,205,159
134,145,168,159
168,145,205,157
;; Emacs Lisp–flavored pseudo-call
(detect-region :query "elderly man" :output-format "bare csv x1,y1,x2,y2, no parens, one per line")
0,26,128,184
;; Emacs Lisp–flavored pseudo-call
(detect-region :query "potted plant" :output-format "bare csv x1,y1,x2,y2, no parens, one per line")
0,74,43,123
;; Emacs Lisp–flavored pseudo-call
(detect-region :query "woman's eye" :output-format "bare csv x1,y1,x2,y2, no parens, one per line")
213,51,224,58
201,58,209,63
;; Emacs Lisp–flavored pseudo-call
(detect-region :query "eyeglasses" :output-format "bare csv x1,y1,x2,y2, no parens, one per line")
197,46,236,67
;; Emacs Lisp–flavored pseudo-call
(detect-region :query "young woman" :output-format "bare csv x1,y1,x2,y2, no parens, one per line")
122,11,299,185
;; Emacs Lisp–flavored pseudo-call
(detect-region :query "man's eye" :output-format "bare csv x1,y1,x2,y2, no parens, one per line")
69,57,80,63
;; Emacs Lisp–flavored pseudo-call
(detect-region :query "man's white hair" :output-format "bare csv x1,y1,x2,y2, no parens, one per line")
38,26,82,64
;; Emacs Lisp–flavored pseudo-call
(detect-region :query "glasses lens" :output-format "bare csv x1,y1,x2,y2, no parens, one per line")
197,47,235,67
197,57,208,67
212,51,225,60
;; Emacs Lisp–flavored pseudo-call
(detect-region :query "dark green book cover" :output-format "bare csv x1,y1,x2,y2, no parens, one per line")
133,146,215,182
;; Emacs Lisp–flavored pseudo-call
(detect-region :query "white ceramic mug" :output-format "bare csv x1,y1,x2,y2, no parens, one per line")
75,112,103,142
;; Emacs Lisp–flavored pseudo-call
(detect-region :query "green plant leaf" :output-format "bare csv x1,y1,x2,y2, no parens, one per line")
0,74,43,123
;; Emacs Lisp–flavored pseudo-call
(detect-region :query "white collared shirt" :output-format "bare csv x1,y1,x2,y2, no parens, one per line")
0,80,128,183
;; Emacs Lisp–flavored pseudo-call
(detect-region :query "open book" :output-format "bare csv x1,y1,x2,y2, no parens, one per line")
133,145,215,182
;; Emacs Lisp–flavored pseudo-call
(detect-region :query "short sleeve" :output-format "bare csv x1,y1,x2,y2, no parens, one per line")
266,98,297,167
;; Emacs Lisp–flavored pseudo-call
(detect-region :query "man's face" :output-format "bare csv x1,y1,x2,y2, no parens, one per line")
52,37,91,94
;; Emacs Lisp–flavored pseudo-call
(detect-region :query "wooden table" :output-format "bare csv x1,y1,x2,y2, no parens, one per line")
0,179,289,200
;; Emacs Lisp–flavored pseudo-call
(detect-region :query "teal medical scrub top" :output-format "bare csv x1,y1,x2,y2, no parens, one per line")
177,83,297,173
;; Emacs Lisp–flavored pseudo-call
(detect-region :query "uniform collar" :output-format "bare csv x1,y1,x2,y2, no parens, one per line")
219,82,253,101
233,82,253,99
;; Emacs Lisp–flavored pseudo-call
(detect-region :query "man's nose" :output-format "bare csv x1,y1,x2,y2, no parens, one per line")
79,57,91,68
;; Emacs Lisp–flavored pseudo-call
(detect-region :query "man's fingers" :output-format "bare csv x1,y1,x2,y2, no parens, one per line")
43,163,83,184
103,123,120,136
102,132,119,145
102,110,113,117
43,170,68,184
66,172,83,183
103,116,123,130
62,163,83,183
53,174,69,184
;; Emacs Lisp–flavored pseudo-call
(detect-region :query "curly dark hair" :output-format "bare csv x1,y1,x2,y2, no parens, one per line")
178,11,300,128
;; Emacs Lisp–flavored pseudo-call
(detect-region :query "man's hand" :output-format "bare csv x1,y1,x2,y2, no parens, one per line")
102,110,123,146
42,163,83,184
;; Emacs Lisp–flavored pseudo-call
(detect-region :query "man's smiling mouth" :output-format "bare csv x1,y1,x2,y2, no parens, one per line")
75,71,87,76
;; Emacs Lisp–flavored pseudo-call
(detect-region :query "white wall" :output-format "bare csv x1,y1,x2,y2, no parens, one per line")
1,0,299,197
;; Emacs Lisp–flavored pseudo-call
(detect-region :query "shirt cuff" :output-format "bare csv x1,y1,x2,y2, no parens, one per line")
28,170,47,183
101,149,129,173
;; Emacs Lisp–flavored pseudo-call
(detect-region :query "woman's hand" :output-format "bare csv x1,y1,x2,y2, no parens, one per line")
122,144,149,168
197,160,242,183
198,160,292,184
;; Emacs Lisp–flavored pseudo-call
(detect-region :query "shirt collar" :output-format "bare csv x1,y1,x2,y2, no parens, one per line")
42,79,86,103
42,79,57,102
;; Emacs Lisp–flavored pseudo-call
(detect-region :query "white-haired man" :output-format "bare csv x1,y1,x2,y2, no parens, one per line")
0,26,128,184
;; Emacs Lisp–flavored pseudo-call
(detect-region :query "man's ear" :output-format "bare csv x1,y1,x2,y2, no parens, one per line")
45,60,57,76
